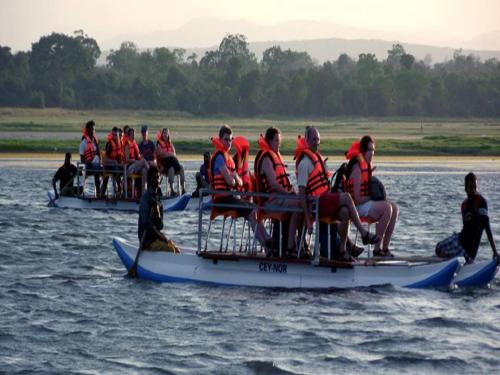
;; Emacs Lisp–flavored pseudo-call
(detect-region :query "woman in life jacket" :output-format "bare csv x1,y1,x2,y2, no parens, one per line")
255,127,300,257
78,120,102,197
209,124,272,253
232,136,253,200
156,128,186,196
345,135,399,257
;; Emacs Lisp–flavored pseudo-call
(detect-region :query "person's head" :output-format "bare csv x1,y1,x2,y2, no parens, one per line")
147,165,160,191
305,125,320,152
465,172,477,196
203,151,211,164
111,126,119,140
64,152,72,164
219,124,233,151
123,125,130,136
118,127,123,139
128,127,135,139
141,125,149,141
360,135,375,163
85,120,95,136
265,127,281,153
162,128,170,141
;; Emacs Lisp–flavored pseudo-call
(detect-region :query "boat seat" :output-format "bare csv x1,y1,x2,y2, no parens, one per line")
205,207,247,254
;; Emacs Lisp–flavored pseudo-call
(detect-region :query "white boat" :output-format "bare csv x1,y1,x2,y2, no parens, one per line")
453,259,499,287
112,237,463,289
47,191,191,212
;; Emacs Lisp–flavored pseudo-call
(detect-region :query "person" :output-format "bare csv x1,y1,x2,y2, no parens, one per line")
209,124,271,252
52,152,78,199
138,125,157,167
79,120,102,197
345,135,399,257
232,136,253,198
255,127,300,257
156,128,186,196
295,126,379,260
192,151,210,198
102,126,124,197
436,172,498,263
123,127,148,196
138,166,179,252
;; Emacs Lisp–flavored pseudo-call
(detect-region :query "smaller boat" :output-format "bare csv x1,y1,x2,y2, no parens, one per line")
48,191,190,212
453,259,499,287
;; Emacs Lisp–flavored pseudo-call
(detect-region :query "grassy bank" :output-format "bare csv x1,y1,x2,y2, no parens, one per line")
1,136,499,156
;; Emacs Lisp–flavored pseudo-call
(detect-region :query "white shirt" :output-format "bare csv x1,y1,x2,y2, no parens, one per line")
297,156,314,188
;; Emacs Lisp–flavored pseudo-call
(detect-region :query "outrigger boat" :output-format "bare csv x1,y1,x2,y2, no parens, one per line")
112,191,498,289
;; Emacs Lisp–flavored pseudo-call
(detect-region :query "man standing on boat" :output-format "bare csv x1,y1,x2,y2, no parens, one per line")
295,126,379,261
52,152,78,199
436,172,498,263
138,166,179,252
255,127,300,257
210,124,272,252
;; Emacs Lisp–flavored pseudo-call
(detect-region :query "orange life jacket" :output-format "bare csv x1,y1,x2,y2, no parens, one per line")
121,134,128,156
81,127,99,163
294,135,330,197
345,141,371,201
209,137,236,200
232,136,253,194
254,135,292,204
156,132,175,154
125,138,140,162
106,132,124,163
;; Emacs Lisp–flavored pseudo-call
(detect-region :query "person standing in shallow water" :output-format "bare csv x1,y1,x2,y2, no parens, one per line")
436,172,498,263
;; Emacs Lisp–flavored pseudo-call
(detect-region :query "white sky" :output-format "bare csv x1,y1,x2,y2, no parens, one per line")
1,0,499,51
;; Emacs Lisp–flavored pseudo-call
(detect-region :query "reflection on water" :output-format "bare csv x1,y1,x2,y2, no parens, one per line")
0,158,499,374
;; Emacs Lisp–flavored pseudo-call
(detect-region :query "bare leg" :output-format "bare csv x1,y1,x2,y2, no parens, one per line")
179,166,186,194
287,212,299,251
337,206,349,253
382,201,399,250
369,201,393,252
167,167,175,194
339,193,369,235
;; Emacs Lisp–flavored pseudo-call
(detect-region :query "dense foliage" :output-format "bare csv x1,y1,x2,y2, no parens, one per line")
1,31,500,117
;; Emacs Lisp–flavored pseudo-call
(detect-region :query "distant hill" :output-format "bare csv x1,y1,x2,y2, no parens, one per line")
98,36,500,66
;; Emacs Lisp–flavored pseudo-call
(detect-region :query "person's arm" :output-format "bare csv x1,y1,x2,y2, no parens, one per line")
52,169,60,199
479,200,498,259
261,157,289,194
79,140,86,163
350,165,365,204
297,159,313,233
220,164,242,188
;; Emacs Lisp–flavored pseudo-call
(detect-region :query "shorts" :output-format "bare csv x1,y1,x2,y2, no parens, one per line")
318,192,341,220
356,200,375,217
263,196,299,213
162,156,182,174
435,233,465,258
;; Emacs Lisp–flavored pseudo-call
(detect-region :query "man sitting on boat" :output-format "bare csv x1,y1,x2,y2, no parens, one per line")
52,152,79,199
436,172,498,263
210,124,272,252
123,127,149,197
79,120,103,198
156,128,186,196
101,126,124,198
344,136,399,257
139,125,157,168
296,126,379,261
138,166,179,252
192,151,211,198
255,127,300,257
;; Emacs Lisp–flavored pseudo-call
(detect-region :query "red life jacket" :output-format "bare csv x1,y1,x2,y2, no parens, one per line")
81,127,99,163
254,135,292,204
156,132,175,154
121,134,128,156
209,137,236,200
106,132,124,163
345,141,371,201
294,135,330,197
232,136,253,194
125,138,140,162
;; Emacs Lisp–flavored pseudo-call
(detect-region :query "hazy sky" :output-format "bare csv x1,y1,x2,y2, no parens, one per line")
1,0,499,51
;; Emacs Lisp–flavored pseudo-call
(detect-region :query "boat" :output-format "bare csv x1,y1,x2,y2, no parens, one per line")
453,259,499,287
47,191,191,212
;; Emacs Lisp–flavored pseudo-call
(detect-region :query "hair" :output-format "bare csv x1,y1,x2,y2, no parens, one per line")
465,172,476,185
123,125,130,135
265,127,280,143
360,135,375,153
65,152,71,159
128,127,135,136
85,120,95,132
112,126,119,133
147,166,160,185
305,125,316,140
219,124,232,139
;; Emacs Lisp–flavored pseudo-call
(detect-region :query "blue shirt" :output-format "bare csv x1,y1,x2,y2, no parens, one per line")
139,140,156,161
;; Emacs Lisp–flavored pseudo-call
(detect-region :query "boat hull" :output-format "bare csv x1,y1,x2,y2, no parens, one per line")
453,259,499,287
48,191,190,212
112,237,461,289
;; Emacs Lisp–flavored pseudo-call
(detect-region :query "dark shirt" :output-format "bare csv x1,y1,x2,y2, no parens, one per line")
200,163,209,184
53,163,77,191
138,187,164,247
459,193,489,260
139,140,156,162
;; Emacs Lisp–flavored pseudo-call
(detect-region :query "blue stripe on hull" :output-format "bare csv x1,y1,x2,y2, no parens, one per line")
456,260,499,287
165,194,191,212
405,259,460,288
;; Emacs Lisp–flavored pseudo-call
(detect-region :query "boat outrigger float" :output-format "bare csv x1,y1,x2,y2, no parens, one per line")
113,191,499,289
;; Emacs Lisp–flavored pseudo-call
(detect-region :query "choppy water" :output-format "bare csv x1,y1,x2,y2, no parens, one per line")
1,158,499,374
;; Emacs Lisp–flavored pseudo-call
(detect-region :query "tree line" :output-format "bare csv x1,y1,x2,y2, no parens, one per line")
1,31,500,117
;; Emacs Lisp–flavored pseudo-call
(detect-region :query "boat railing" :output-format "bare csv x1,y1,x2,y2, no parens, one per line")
197,189,321,262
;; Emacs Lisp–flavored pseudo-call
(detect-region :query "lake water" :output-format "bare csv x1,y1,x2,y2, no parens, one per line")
1,158,499,374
